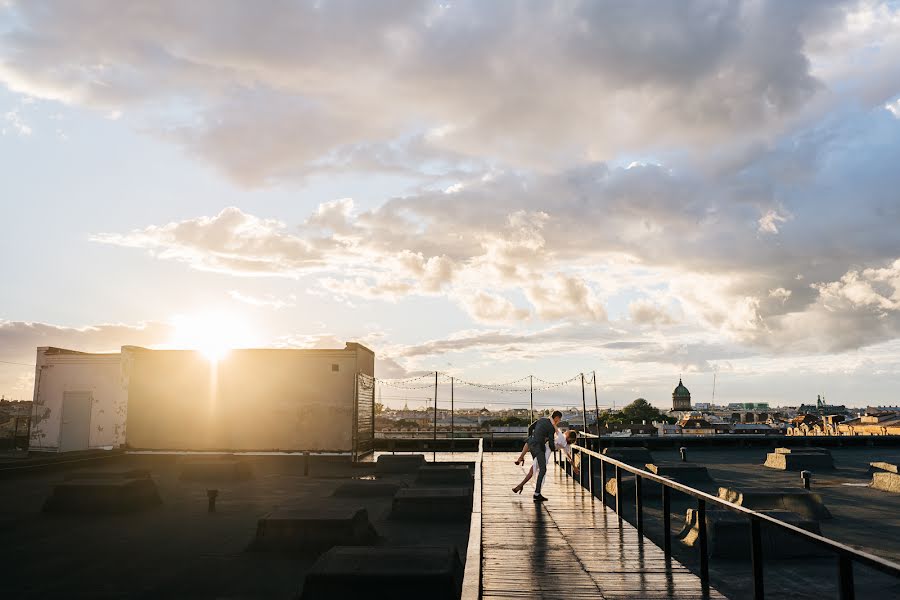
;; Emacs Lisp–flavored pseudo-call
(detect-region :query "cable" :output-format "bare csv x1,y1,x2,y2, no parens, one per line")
0,360,35,367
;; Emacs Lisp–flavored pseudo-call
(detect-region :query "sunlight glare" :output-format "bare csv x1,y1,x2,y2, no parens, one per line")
169,312,257,361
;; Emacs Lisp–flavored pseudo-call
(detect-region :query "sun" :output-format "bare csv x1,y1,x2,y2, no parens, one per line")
168,312,257,361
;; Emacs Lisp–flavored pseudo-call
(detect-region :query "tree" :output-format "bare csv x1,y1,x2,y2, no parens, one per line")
617,398,663,423
374,402,385,415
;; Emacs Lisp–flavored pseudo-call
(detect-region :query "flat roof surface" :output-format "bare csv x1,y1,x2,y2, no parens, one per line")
0,453,471,598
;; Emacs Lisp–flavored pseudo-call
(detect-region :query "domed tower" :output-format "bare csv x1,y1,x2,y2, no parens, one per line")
672,378,692,411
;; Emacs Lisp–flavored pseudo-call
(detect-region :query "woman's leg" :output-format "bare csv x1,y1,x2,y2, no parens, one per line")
514,442,529,465
512,465,535,493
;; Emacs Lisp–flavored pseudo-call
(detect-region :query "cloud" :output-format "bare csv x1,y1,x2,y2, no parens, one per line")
0,320,175,395
91,207,327,276
887,98,900,119
525,274,607,322
757,209,789,234
0,320,174,362
90,100,900,352
629,300,676,326
0,0,876,182
456,291,530,325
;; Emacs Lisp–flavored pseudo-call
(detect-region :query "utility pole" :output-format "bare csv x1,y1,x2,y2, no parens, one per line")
529,375,534,424
450,376,455,452
581,373,589,432
593,370,600,433
433,371,438,461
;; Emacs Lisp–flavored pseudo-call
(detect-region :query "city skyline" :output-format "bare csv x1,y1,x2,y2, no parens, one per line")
3,1,900,409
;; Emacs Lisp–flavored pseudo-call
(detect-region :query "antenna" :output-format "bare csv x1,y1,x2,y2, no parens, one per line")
712,372,717,403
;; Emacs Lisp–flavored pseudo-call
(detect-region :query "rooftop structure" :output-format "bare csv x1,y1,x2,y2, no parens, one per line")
30,343,374,454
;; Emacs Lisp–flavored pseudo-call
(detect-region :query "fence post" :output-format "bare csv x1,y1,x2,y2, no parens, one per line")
838,555,855,600
750,518,764,600
615,465,622,525
662,486,671,557
698,499,709,585
635,474,644,537
433,371,438,462
450,377,455,452
600,458,607,506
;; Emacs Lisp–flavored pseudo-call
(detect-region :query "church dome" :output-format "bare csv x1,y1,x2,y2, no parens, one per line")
673,378,691,398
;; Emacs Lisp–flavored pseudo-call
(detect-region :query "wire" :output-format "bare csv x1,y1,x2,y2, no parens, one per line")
0,360,35,367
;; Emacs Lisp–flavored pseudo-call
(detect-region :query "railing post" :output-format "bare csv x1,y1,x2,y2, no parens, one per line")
838,555,855,600
662,486,671,558
600,458,607,506
635,474,644,537
750,518,764,600
586,452,592,496
615,465,622,526
588,443,596,497
698,499,709,585
579,448,585,489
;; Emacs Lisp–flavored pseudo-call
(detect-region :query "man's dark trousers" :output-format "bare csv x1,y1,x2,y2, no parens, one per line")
529,442,547,496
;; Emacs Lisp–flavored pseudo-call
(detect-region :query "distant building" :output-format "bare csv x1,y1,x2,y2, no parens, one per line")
672,378,691,411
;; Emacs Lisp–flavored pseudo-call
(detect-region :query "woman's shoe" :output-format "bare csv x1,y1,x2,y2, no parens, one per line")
512,486,522,494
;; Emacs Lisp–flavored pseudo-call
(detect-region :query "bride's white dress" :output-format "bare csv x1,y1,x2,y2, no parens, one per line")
531,430,573,477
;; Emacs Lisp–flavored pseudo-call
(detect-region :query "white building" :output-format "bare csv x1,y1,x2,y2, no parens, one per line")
31,343,374,453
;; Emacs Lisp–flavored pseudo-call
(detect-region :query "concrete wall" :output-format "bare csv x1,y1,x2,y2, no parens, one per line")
122,343,374,451
30,347,127,451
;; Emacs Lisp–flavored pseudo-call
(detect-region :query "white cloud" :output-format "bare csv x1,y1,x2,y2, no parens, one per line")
3,110,31,136
886,98,900,118
91,207,326,276
629,300,676,326
757,209,789,234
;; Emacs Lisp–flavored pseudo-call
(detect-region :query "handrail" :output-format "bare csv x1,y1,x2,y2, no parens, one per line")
461,437,483,600
565,440,900,599
570,443,900,576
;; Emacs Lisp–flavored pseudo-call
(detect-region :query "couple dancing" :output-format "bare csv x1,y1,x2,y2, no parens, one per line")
512,410,578,502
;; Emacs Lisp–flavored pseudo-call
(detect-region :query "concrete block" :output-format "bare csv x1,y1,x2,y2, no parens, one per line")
391,487,472,520
717,486,831,519
251,507,377,552
332,480,406,497
774,447,830,454
300,546,463,600
43,478,162,514
680,508,827,559
869,462,900,474
871,472,900,493
764,448,834,470
178,459,252,481
375,454,426,474
415,464,472,485
64,469,152,480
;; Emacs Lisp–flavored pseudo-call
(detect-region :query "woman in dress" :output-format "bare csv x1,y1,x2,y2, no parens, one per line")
511,428,578,494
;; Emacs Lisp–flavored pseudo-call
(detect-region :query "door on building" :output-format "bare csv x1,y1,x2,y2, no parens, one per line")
60,391,93,452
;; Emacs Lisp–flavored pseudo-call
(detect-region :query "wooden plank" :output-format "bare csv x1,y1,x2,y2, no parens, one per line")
479,453,728,599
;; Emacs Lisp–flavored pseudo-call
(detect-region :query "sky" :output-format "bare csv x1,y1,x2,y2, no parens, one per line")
2,0,900,411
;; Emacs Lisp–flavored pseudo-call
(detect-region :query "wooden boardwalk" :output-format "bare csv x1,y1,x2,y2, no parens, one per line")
480,453,727,599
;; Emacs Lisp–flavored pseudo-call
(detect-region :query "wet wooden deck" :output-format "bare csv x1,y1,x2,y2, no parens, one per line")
480,453,727,599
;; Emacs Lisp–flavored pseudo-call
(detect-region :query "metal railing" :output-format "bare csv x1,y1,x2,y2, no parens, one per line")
563,438,900,600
